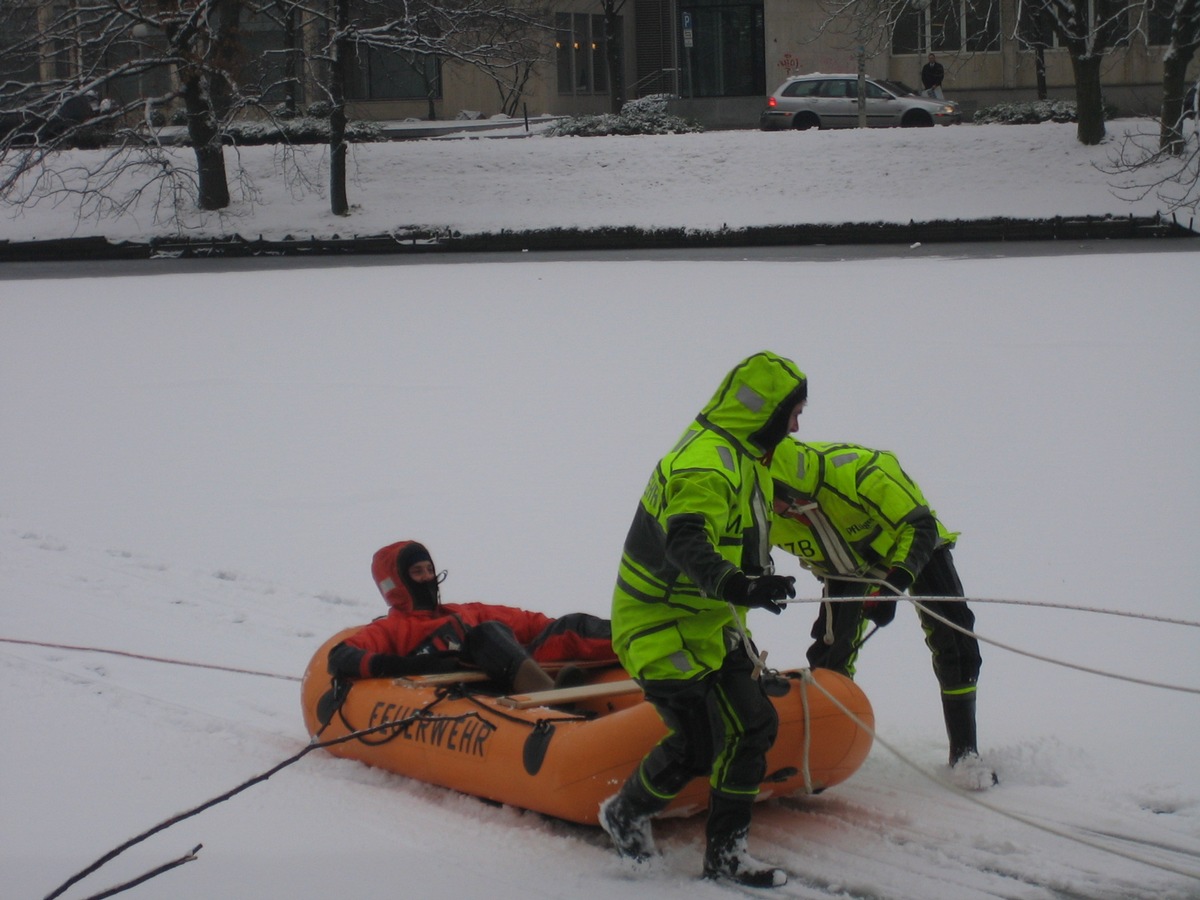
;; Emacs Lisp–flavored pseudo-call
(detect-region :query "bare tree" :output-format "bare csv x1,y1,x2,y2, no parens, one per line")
811,0,1133,145
599,0,627,114
1099,0,1199,214
1156,0,1200,153
1018,0,1133,144
161,0,245,208
306,0,548,215
1,0,250,214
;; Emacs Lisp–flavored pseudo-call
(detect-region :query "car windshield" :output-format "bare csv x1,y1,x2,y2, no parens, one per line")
878,79,919,97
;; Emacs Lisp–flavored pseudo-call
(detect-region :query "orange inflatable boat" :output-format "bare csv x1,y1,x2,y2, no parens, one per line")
301,627,874,826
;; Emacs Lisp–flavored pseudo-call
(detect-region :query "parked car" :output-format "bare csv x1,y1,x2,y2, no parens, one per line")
760,73,961,130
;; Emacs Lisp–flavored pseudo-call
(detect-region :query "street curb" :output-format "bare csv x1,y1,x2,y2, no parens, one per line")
0,214,1195,262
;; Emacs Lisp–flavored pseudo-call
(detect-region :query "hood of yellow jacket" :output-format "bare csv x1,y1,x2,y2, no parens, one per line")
695,351,807,459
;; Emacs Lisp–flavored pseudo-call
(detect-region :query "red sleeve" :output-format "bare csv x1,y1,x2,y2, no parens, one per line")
528,613,617,664
453,603,554,645
339,615,418,676
343,618,402,654
531,632,617,664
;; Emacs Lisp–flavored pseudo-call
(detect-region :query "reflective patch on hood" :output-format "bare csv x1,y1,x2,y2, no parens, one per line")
737,383,765,413
669,650,694,674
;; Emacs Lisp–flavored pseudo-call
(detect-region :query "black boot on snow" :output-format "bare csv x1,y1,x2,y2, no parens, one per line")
599,778,663,863
944,693,997,789
943,692,980,764
703,829,787,888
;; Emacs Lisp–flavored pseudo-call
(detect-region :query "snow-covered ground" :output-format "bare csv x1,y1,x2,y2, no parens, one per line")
2,122,1199,899
0,117,1197,242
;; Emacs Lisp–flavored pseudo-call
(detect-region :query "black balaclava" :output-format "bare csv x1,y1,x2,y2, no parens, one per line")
396,541,440,611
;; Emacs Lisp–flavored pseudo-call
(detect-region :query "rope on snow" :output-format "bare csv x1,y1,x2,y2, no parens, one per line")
0,637,300,682
42,707,483,900
71,845,202,900
16,591,1199,894
795,668,1200,882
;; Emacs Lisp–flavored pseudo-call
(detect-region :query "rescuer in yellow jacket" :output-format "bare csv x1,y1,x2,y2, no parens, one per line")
601,351,808,889
770,439,995,789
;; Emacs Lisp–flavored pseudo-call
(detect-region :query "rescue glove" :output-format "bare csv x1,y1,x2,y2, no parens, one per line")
723,572,796,615
861,568,913,627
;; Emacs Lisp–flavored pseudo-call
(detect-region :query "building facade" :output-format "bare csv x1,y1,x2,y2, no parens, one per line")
3,0,1196,131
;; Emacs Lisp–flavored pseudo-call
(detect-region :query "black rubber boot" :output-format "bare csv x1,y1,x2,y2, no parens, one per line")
702,795,787,888
599,774,666,863
943,693,997,789
943,693,979,766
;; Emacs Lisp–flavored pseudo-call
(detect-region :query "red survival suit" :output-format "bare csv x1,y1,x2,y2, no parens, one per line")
328,540,615,680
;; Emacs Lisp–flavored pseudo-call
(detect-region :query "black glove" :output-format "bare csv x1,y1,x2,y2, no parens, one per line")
861,567,913,627
860,597,897,626
723,572,796,615
368,653,462,678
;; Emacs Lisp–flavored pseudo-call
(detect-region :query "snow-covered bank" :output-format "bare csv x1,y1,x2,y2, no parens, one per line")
2,118,1196,245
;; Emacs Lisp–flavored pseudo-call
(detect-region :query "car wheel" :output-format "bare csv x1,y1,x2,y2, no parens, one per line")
901,110,933,128
792,112,819,131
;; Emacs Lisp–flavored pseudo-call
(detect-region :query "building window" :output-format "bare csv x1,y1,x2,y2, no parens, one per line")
555,12,611,95
1016,0,1059,49
678,1,765,97
1016,0,1128,50
1146,0,1174,44
0,6,41,86
892,0,1000,54
347,46,441,101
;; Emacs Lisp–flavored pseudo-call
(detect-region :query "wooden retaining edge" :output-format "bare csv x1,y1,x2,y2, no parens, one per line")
497,678,643,709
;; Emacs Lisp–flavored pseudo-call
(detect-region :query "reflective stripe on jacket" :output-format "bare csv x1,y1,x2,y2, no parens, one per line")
613,352,807,681
769,439,958,583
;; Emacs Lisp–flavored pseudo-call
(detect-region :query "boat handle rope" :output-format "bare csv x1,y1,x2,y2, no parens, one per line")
329,679,459,736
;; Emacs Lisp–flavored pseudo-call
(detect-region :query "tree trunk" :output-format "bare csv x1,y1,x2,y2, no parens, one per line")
283,2,299,115
207,0,241,121
182,76,230,211
1070,53,1106,145
329,0,350,216
1159,0,1200,155
605,2,625,115
1160,53,1191,154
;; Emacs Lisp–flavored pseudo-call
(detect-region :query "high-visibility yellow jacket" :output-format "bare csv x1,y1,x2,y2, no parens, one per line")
612,352,808,682
769,440,958,585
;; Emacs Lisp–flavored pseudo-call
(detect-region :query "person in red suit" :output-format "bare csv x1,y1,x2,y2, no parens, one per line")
328,540,615,693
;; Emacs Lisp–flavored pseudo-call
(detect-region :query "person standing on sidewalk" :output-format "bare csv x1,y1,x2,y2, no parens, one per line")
921,53,945,98
600,351,808,888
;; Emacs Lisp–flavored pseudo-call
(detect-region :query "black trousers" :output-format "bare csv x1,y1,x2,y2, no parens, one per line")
636,641,779,805
806,546,982,692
